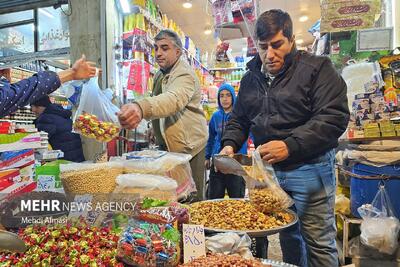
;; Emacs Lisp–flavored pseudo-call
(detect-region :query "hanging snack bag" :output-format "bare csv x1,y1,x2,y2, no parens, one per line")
245,150,294,213
73,77,120,142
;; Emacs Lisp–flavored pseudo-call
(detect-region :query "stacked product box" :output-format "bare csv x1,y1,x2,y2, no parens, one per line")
0,149,36,200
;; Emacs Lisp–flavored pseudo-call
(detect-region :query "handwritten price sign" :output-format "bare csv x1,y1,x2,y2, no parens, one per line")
182,224,206,263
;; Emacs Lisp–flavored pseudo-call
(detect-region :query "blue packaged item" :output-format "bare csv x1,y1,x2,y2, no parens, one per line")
350,163,400,218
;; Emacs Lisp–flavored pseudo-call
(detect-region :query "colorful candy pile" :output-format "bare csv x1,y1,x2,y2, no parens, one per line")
0,222,122,267
117,209,180,267
74,112,120,142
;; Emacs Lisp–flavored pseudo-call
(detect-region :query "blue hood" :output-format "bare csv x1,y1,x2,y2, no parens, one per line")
217,83,236,110
206,83,248,159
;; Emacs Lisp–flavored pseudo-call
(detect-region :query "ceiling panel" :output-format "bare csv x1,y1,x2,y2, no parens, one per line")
154,0,321,58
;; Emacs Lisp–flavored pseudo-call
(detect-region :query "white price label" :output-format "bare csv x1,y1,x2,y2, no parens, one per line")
182,224,206,263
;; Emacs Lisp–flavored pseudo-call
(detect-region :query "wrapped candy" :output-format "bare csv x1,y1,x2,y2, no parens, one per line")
117,205,181,267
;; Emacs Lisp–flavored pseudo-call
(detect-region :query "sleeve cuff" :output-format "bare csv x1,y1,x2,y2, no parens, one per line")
283,137,300,158
136,99,151,120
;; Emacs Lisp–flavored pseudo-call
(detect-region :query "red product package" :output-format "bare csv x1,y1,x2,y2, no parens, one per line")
126,61,151,95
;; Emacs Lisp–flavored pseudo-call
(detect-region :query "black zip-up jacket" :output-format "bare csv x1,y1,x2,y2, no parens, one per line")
222,49,350,170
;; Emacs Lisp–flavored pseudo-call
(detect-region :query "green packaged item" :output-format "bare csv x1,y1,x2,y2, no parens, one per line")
35,160,70,191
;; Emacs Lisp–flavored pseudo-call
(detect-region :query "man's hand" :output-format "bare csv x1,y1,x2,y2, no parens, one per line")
117,103,143,129
205,159,211,170
71,55,97,80
258,140,289,164
219,146,234,157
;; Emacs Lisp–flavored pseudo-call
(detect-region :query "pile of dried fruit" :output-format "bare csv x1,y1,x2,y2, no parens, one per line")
189,200,293,231
0,222,122,267
178,253,271,267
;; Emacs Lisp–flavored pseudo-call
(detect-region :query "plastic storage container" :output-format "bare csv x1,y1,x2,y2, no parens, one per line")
350,163,400,218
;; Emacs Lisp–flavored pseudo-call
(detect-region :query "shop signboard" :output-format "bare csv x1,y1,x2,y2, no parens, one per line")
356,27,393,51
320,0,381,33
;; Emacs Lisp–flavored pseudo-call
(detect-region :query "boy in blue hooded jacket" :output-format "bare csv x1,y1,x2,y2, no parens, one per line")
205,83,247,199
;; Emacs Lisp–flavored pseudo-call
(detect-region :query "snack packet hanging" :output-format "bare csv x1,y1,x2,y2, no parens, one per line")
73,77,120,142
245,150,294,213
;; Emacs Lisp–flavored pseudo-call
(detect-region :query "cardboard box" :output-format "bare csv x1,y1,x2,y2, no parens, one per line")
0,149,35,171
0,169,20,191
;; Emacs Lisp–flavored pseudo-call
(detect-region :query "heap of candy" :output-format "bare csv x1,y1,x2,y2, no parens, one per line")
0,223,122,267
117,208,181,267
74,112,120,142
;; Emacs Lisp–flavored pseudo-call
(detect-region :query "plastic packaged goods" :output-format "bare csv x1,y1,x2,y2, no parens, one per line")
123,151,196,200
60,161,123,194
73,77,120,143
117,206,181,267
358,184,400,254
114,173,178,201
244,150,294,213
206,232,253,259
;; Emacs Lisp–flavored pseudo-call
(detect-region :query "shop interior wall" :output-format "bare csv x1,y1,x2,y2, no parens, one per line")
394,0,400,47
68,0,104,161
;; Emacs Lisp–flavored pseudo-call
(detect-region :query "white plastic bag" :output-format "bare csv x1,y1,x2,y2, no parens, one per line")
358,184,400,254
123,151,196,200
114,173,178,201
73,77,120,142
206,232,253,259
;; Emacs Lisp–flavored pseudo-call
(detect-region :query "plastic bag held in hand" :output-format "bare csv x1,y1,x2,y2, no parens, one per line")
73,77,120,142
245,149,294,213
357,184,400,254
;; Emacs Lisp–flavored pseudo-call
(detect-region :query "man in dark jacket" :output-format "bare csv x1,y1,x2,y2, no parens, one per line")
220,10,349,267
31,96,85,162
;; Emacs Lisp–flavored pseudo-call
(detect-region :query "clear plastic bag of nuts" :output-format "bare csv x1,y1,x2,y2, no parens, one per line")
245,150,294,213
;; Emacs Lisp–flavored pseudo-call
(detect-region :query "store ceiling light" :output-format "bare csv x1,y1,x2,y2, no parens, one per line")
299,15,309,22
183,0,192,9
120,0,131,14
39,8,55,19
296,39,304,45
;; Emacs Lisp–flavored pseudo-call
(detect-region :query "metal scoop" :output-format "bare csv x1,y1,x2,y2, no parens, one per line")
0,230,26,253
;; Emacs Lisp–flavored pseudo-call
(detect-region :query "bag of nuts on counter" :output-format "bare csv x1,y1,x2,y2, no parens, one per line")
73,77,121,143
60,161,123,194
245,150,294,213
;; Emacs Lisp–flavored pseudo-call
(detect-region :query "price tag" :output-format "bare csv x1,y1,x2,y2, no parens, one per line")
182,224,206,263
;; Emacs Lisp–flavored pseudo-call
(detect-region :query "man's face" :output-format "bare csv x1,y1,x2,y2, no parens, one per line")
219,90,233,110
31,105,45,117
154,37,181,70
257,30,294,75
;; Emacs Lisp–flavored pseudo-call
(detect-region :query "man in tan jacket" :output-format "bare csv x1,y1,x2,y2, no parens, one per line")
118,29,208,201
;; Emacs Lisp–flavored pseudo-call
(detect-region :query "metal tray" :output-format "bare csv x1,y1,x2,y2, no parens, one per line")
194,199,298,238
213,154,251,176
260,259,298,267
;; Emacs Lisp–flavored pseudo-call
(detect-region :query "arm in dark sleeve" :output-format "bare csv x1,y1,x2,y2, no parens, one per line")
283,58,350,160
37,123,57,139
205,114,217,160
0,71,61,118
221,83,251,152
